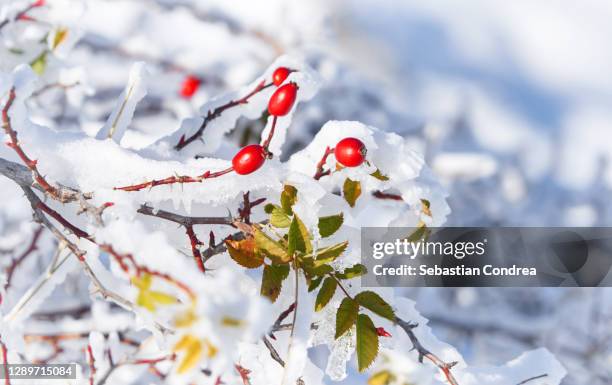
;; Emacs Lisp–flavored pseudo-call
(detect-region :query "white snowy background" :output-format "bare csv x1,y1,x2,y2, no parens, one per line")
0,0,610,384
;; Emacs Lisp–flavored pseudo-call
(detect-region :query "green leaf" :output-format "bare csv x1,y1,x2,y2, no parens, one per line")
308,276,323,292
30,51,48,75
335,297,359,339
269,205,291,228
318,213,344,238
254,227,290,263
226,238,264,268
302,261,334,276
343,178,362,207
336,264,367,279
287,215,312,256
264,203,275,214
355,291,395,321
370,169,389,181
356,314,379,372
368,371,393,385
312,241,348,267
280,184,298,215
420,198,432,217
261,264,290,302
405,225,431,243
315,277,337,311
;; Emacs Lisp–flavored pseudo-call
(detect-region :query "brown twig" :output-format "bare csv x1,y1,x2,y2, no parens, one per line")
372,191,403,201
261,336,285,367
261,116,278,150
175,80,273,150
517,374,548,384
395,318,460,385
137,204,237,272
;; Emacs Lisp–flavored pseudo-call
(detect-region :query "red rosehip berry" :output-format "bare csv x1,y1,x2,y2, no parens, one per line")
376,327,392,337
268,82,298,117
180,75,201,98
232,144,267,175
32,0,45,7
272,67,291,86
334,137,367,167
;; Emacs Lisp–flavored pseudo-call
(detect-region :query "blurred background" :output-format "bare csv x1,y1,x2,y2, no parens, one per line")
1,0,611,383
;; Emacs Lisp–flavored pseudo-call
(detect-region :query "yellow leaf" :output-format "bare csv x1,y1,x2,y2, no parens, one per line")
368,370,393,385
221,316,244,328
173,335,202,374
52,28,69,50
149,290,177,305
132,273,152,290
174,308,197,328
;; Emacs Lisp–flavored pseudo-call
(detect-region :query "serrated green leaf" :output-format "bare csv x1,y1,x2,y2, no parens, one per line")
254,227,290,263
312,241,348,267
269,205,291,228
370,169,389,181
335,297,359,339
318,213,344,238
287,215,312,256
356,314,379,372
261,264,290,302
226,238,264,268
281,184,298,215
315,277,337,311
308,276,323,292
302,260,334,276
355,291,395,321
337,264,367,279
343,178,362,208
30,51,47,75
405,224,431,243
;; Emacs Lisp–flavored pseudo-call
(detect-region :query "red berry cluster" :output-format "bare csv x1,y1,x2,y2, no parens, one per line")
231,67,297,175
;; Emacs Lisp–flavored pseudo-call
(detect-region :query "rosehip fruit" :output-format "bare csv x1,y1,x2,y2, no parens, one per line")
334,137,366,167
180,75,201,98
268,82,298,116
272,67,291,86
232,144,266,175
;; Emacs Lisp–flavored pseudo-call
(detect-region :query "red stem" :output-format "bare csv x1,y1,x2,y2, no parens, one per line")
2,88,60,199
35,201,90,239
261,116,278,150
86,344,95,385
1,340,9,385
175,81,273,151
114,167,233,192
313,146,334,180
185,225,205,273
4,226,43,290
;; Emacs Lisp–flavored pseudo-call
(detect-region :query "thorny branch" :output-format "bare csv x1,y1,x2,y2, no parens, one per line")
175,80,273,150
395,318,460,385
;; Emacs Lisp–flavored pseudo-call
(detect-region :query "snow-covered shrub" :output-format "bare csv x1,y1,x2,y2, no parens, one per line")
0,1,569,385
